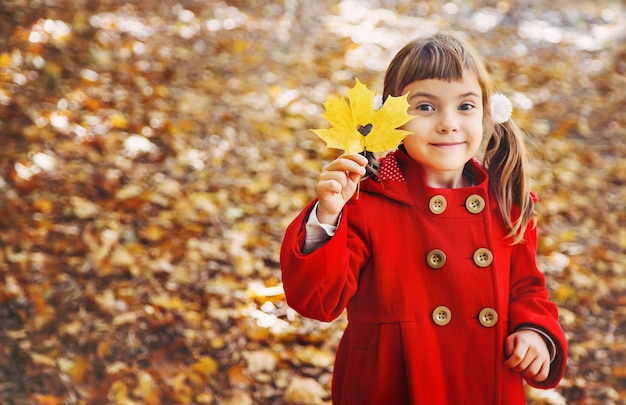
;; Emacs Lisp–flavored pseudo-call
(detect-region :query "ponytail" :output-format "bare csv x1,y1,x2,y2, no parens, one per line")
483,119,535,244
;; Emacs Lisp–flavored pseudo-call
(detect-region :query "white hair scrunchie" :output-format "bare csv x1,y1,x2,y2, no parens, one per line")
373,93,383,112
490,93,513,124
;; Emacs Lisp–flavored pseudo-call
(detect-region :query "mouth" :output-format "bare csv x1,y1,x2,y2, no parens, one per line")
430,142,465,147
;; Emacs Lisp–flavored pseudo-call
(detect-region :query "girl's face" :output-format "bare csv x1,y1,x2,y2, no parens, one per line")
401,71,484,188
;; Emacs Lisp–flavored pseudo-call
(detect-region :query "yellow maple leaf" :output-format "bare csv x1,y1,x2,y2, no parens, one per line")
312,78,414,155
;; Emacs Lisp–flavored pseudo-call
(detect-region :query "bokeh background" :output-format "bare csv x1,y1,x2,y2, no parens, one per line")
1,0,625,404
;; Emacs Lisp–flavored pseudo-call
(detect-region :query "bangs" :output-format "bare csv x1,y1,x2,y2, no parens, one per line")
383,33,488,100
401,44,465,84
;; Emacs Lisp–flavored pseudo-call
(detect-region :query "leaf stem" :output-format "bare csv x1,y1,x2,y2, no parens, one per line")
356,150,366,200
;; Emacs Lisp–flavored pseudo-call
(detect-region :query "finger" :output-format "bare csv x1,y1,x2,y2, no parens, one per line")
323,155,367,176
521,357,549,382
521,356,542,377
342,153,368,166
535,360,550,382
317,178,344,196
504,334,516,358
504,339,529,369
317,167,362,203
318,170,350,192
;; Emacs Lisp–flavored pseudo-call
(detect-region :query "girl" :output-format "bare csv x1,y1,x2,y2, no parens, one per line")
280,32,567,404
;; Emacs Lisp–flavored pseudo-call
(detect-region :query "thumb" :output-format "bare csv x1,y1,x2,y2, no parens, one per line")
347,170,363,184
504,334,516,358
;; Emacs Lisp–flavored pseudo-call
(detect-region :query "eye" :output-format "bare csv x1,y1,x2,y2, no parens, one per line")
459,103,476,111
415,103,435,112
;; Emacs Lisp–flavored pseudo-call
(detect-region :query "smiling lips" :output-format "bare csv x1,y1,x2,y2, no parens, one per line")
430,142,465,147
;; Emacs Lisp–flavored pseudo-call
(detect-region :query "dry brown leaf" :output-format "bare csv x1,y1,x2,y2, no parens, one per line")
284,377,328,404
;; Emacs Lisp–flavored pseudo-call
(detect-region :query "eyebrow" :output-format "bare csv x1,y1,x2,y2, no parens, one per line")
408,91,481,102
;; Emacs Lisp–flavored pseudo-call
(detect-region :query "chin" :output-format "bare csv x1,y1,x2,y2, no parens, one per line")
433,159,469,171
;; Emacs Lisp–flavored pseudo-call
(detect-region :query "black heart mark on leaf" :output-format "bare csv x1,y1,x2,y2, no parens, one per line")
357,123,373,136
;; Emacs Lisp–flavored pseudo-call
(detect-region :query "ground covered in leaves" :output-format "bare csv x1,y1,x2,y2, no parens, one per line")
0,0,625,404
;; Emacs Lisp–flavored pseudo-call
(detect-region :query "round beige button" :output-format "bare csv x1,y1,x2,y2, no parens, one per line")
426,249,446,269
432,306,451,326
473,248,493,268
429,195,447,215
478,307,498,327
465,194,485,214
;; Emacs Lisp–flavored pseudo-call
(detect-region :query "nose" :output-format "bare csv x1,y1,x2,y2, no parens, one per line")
436,110,459,134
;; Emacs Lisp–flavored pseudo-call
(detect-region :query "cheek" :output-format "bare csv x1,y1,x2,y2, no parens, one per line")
402,134,423,151
469,119,484,137
401,116,424,132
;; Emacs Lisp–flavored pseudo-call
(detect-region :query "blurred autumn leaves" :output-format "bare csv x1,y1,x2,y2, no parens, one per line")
0,0,625,404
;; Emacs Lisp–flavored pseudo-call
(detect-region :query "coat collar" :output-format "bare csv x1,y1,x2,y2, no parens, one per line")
360,148,490,207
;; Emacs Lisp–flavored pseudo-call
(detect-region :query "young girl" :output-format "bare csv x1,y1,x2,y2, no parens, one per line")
280,32,567,404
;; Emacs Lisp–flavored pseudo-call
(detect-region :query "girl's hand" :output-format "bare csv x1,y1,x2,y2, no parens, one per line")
316,154,367,225
504,330,551,382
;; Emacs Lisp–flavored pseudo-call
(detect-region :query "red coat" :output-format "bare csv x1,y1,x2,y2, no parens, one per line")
280,149,567,404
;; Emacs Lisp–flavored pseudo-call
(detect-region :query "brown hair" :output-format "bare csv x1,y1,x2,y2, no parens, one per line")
383,32,535,243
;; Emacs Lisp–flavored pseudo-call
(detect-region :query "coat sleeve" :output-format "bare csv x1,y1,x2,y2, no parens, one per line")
508,222,568,389
279,199,369,322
